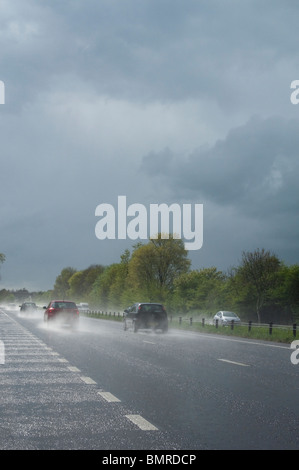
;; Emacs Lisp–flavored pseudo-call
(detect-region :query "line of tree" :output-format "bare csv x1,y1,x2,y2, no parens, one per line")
1,241,299,324
50,238,299,324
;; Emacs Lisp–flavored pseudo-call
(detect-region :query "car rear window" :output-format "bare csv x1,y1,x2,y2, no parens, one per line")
52,302,77,309
140,304,165,313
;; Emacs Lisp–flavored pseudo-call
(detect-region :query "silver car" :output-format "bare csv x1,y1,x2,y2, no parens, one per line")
213,310,241,326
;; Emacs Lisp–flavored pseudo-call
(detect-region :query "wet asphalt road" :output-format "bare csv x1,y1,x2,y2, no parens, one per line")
0,308,298,450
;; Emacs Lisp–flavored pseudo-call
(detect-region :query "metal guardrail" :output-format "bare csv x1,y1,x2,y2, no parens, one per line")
84,310,297,337
170,316,297,336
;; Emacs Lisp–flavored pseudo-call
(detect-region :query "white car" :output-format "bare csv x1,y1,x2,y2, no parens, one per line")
77,303,91,313
213,311,241,326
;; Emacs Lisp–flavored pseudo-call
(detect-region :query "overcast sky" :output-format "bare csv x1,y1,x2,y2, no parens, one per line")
1,0,299,291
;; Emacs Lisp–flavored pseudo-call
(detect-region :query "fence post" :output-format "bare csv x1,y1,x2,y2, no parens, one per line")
293,323,297,337
231,319,234,330
215,319,218,328
248,320,252,332
179,317,182,325
269,322,273,335
190,318,192,326
202,318,205,327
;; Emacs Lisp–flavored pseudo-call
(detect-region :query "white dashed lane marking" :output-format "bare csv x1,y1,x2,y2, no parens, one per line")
218,358,249,367
80,376,97,385
67,366,81,372
98,391,121,403
126,414,158,431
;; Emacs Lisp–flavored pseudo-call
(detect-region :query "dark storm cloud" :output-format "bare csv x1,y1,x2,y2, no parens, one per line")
141,115,299,217
2,0,298,107
140,115,299,268
1,0,299,289
182,116,299,217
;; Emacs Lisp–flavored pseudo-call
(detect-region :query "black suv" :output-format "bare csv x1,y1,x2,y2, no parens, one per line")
123,303,168,333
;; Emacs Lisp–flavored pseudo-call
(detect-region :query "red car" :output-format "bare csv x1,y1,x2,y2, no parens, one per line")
43,300,79,327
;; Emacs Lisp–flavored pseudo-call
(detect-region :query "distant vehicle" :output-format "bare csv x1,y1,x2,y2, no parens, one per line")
123,303,168,333
43,300,79,327
213,310,241,326
77,303,91,313
20,302,37,312
7,303,19,311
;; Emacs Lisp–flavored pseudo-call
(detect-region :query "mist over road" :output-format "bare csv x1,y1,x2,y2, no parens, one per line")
0,309,298,450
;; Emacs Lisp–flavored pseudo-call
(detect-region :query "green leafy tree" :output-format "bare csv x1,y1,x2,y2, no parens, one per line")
83,265,105,294
274,264,299,322
237,248,281,323
0,289,14,303
68,265,105,300
91,264,120,309
127,234,190,302
173,267,226,313
68,271,85,299
53,267,76,299
284,265,299,317
90,250,131,309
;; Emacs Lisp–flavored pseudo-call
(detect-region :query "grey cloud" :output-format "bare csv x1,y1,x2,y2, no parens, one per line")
1,1,299,289
141,116,299,218
2,0,298,110
140,147,174,176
